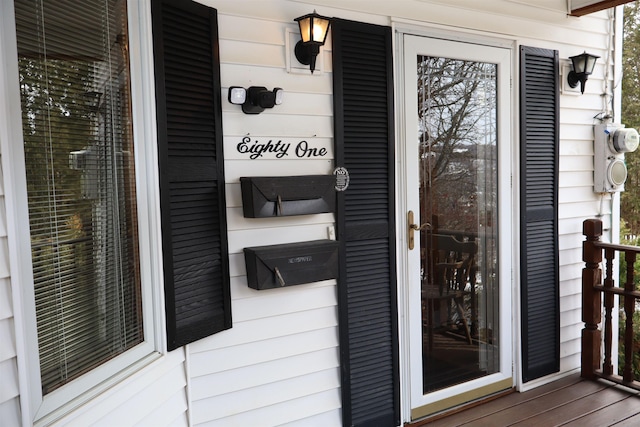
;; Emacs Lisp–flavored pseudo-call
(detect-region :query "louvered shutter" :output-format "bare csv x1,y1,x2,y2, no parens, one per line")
152,0,231,351
332,19,400,427
519,46,560,382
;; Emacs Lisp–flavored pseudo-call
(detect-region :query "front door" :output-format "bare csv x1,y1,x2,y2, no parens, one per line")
402,35,513,418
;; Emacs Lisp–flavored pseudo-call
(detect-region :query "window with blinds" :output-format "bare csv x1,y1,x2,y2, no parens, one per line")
14,0,143,394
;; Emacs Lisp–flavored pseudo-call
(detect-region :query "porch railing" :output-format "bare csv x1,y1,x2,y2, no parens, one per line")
582,218,640,391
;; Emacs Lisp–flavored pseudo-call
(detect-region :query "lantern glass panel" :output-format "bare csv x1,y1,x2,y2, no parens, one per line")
571,55,586,73
298,17,312,43
585,55,597,74
312,18,330,43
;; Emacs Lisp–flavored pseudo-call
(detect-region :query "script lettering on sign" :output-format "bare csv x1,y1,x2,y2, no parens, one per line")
237,136,290,159
237,137,328,159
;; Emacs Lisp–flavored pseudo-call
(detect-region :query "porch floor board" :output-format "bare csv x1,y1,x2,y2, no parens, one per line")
423,374,640,426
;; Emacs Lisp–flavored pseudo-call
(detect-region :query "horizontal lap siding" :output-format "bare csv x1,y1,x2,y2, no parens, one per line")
187,10,341,426
552,10,615,377
50,351,189,426
0,193,20,426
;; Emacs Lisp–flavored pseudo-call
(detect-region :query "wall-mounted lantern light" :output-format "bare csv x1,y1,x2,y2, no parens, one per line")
228,86,284,114
294,11,331,74
567,51,599,94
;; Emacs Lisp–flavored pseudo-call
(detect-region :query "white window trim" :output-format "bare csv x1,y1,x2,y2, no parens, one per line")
0,1,166,425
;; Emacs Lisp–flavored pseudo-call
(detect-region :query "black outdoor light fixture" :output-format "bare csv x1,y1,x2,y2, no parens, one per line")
228,86,284,114
567,51,600,94
294,11,331,73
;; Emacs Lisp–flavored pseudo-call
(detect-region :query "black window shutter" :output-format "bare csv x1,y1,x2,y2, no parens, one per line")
152,0,231,351
332,19,400,427
519,46,560,382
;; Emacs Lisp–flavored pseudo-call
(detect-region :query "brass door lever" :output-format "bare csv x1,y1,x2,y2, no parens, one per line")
408,210,431,250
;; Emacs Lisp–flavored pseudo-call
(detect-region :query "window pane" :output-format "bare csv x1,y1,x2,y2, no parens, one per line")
14,0,143,394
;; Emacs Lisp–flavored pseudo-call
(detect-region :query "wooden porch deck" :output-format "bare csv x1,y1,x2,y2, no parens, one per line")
421,373,640,426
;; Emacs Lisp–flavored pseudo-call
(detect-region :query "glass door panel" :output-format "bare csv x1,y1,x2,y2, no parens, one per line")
418,55,499,393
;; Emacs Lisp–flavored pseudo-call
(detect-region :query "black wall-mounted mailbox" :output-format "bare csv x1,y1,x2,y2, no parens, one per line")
240,175,335,218
244,240,339,290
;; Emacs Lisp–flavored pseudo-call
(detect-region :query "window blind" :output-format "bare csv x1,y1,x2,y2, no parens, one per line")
14,0,143,394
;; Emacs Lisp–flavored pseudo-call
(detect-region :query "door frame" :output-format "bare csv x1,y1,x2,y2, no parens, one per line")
393,26,520,421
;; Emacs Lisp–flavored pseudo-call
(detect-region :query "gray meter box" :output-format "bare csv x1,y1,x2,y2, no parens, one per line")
594,123,639,193
240,175,335,217
244,240,339,290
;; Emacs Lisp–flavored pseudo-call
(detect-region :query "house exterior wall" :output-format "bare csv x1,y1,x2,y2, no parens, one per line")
0,0,623,426
187,6,343,425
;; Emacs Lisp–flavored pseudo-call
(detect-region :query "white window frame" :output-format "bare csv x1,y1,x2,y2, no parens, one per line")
0,1,165,424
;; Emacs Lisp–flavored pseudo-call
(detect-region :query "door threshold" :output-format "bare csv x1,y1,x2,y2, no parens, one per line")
406,385,514,426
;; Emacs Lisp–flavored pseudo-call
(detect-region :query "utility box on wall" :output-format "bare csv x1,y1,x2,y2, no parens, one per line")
594,123,639,193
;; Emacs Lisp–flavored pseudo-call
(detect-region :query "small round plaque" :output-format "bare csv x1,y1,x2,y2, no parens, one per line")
333,167,350,192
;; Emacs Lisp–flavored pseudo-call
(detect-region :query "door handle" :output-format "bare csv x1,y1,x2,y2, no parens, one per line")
408,210,431,250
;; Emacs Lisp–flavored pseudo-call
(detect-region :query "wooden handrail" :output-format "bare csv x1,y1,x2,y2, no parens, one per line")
582,218,640,391
592,241,640,253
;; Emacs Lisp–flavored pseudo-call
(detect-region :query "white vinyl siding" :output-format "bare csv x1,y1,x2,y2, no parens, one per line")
556,11,619,375
0,193,18,423
46,350,188,426
187,9,342,425
0,250,20,425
